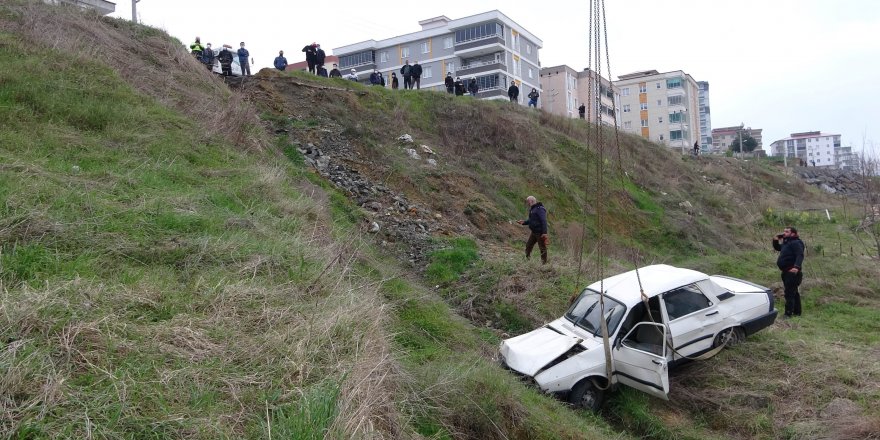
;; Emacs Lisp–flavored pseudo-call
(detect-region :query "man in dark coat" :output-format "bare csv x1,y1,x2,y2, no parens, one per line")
517,196,549,264
369,70,382,86
201,43,215,70
217,45,234,76
391,72,399,89
329,63,342,78
467,78,479,96
400,60,413,89
773,226,805,317
507,81,519,102
454,77,465,96
528,88,540,108
578,103,586,119
302,43,317,74
444,72,454,94
411,60,423,90
237,42,251,76
315,44,326,72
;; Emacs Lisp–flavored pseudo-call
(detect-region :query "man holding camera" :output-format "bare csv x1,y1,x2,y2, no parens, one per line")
517,196,549,264
772,226,805,318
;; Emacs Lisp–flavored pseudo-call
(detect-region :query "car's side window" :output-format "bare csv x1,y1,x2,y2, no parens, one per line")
663,284,711,320
621,322,667,356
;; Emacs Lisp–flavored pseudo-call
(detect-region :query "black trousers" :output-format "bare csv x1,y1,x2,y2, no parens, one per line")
403,76,412,89
221,63,232,76
525,232,547,264
307,61,316,74
781,271,803,316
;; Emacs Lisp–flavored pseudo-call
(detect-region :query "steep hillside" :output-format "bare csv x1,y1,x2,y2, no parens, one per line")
1,2,878,439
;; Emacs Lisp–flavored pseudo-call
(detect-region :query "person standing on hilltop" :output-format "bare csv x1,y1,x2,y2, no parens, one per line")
201,43,215,70
302,43,317,74
508,81,519,103
411,60,423,90
190,37,204,58
400,60,413,89
454,77,465,96
315,44,326,73
217,45,234,76
329,63,342,78
273,50,287,71
467,77,479,97
693,141,700,157
346,68,359,82
445,72,454,94
237,42,251,76
579,103,586,119
517,196,549,264
528,88,540,108
773,226,805,318
391,72,399,89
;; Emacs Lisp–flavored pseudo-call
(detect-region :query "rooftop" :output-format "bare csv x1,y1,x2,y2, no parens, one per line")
586,264,709,307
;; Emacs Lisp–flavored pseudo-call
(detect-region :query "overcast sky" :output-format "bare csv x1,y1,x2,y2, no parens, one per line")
112,0,879,156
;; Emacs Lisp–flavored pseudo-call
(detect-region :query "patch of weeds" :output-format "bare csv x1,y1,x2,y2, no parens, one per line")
493,301,532,333
425,238,479,285
260,381,341,440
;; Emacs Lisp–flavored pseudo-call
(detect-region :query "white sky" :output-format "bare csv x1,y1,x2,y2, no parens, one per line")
112,0,879,155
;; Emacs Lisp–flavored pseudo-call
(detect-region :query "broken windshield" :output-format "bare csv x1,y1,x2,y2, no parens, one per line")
564,289,627,337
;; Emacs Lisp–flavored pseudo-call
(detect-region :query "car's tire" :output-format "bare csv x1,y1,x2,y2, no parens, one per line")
713,327,745,348
568,378,605,412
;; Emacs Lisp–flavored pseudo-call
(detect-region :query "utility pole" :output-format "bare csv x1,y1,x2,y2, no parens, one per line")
739,122,745,160
131,0,140,22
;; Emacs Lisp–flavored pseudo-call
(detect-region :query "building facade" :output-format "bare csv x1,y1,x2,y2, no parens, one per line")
712,125,763,153
613,69,701,152
697,81,711,152
769,131,852,168
332,11,542,104
44,0,115,15
539,66,618,125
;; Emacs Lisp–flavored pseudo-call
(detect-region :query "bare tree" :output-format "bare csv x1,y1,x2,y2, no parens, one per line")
854,140,880,259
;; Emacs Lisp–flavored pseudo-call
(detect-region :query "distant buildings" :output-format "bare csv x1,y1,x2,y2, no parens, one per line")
769,131,857,169
332,11,542,105
613,69,701,152
539,66,618,125
697,81,711,151
44,0,115,15
712,125,763,153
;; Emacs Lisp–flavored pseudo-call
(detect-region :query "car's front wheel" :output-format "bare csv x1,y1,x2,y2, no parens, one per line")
568,378,605,412
713,327,745,348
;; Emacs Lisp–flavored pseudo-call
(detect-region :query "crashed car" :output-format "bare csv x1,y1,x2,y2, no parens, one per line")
499,264,777,410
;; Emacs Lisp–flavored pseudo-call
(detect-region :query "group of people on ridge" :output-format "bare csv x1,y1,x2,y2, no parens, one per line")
506,81,540,107
189,37,253,77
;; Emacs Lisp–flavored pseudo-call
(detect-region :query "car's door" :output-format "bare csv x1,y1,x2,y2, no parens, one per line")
613,322,670,400
662,283,724,360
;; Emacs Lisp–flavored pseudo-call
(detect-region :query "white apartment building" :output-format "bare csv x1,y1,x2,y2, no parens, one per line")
44,0,115,15
539,66,618,125
697,81,711,151
769,131,848,168
332,11,542,104
614,69,701,152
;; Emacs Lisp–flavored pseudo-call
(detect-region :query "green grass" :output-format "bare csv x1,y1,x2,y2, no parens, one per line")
425,237,479,285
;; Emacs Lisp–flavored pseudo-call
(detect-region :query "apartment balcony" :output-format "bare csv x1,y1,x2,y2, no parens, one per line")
49,0,116,15
457,59,506,76
454,34,505,57
474,86,508,99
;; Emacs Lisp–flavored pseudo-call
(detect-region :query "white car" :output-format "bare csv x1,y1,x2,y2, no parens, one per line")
499,264,777,410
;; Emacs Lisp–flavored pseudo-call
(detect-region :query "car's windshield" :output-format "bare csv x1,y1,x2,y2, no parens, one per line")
564,289,627,337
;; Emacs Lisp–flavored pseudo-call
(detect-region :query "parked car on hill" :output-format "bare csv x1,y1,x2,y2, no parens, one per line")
499,264,777,411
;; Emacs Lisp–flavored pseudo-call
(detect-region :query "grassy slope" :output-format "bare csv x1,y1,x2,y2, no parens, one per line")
251,72,880,439
0,4,633,440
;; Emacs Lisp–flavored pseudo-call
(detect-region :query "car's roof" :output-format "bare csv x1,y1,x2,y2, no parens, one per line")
586,264,709,307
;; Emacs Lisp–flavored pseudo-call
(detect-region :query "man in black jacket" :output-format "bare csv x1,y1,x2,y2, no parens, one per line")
302,43,317,74
517,196,549,264
444,72,454,94
508,81,519,102
411,60,423,89
217,45,234,76
315,44,326,73
400,60,413,89
773,226,805,317
329,63,342,78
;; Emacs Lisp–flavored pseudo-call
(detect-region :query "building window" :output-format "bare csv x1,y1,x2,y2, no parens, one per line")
656,82,661,89
622,87,630,96
473,73,505,90
658,117,663,123
443,37,453,49
401,47,410,58
379,51,388,63
423,66,433,78
640,102,648,110
657,99,661,106
624,121,632,129
666,77,682,88
623,104,631,113
445,61,454,74
338,50,374,68
421,41,429,54
667,95,683,106
641,119,649,127
455,22,504,43
639,84,647,93
669,112,682,123
528,68,533,78
670,130,683,140
527,44,531,54
659,134,664,141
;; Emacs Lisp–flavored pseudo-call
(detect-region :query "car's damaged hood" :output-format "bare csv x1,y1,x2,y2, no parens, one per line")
501,326,583,376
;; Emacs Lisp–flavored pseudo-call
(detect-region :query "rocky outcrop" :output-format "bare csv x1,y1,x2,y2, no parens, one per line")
795,167,866,195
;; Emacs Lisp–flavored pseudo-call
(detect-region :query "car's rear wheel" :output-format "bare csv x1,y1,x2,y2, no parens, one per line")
568,378,605,412
714,327,745,348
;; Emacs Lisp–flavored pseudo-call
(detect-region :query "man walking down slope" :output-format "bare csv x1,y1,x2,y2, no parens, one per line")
517,196,549,264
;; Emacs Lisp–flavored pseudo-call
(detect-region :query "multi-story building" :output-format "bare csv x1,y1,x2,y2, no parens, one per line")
770,131,846,168
697,81,711,152
44,0,115,15
332,11,542,104
539,66,618,125
614,69,700,152
712,125,763,152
